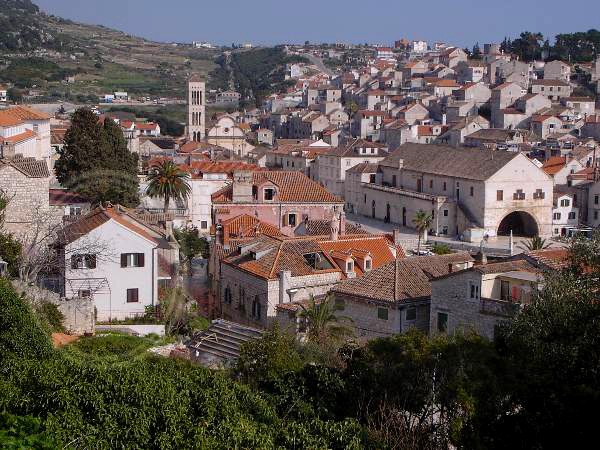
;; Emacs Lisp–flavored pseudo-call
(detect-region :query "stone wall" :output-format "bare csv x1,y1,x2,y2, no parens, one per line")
0,165,51,235
12,280,95,335
430,271,513,339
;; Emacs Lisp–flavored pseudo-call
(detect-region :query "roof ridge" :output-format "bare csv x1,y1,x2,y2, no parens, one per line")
269,243,284,278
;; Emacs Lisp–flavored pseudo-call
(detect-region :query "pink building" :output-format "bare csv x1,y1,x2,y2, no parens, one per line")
211,171,344,236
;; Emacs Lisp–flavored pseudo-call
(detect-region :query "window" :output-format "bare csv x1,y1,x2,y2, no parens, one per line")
224,286,232,304
533,189,545,200
377,307,389,320
553,212,562,220
443,181,447,191
596,211,599,220
200,221,208,229
78,289,91,298
437,312,448,333
560,199,570,207
126,288,139,303
470,282,480,299
513,189,525,200
470,186,474,196
406,307,417,321
497,190,503,201
288,213,297,227
429,179,434,189
365,259,372,271
369,174,376,183
264,188,275,201
121,253,145,268
568,212,577,220
392,175,397,187
595,195,599,205
346,261,354,272
69,206,82,216
442,226,448,235
71,254,96,270
500,280,510,301
443,209,448,217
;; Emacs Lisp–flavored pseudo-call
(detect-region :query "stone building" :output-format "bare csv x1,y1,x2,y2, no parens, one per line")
207,115,255,157
0,156,51,234
330,252,474,340
218,231,401,330
353,144,554,240
429,250,569,339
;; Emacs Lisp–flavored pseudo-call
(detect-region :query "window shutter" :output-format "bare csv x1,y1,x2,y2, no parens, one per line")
121,254,127,267
138,253,145,267
282,214,288,227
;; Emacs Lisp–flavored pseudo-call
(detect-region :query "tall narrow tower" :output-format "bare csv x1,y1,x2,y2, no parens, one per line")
186,74,206,141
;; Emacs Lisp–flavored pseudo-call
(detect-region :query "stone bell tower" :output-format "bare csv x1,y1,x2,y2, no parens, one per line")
186,74,206,141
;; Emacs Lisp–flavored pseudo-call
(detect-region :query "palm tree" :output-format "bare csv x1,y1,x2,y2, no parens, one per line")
146,160,191,214
298,294,352,343
519,235,551,252
413,210,433,256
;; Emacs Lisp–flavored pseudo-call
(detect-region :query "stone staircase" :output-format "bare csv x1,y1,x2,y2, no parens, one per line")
186,319,263,367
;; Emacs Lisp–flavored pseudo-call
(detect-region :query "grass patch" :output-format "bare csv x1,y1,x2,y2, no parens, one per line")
63,333,172,362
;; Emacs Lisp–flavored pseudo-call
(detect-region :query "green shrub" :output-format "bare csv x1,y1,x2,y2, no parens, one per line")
0,413,58,450
431,243,453,255
0,278,53,360
35,301,65,333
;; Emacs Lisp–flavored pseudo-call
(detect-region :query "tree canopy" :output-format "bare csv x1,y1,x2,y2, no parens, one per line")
54,108,139,207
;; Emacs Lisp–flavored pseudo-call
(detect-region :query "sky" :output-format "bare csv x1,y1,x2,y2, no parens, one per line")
35,0,600,48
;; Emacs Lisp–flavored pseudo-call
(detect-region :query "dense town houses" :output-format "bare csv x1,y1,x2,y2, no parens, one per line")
3,37,600,343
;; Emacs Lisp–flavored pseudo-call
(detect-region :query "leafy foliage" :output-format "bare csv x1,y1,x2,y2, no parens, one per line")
0,413,58,450
173,225,209,272
431,243,453,255
0,278,53,361
0,233,22,277
0,57,77,88
55,108,139,206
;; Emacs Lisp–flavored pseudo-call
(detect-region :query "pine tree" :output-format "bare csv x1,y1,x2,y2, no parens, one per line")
54,108,139,207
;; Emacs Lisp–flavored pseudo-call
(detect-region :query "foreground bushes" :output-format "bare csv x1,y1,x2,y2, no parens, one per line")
0,279,367,449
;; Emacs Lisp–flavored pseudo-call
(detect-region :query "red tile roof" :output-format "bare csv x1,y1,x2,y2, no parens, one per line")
211,171,343,204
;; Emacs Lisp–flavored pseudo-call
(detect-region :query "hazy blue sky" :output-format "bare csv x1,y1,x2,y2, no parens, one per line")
35,0,600,48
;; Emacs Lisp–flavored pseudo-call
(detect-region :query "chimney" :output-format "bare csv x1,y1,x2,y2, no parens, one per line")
232,170,254,203
393,229,402,246
339,211,346,236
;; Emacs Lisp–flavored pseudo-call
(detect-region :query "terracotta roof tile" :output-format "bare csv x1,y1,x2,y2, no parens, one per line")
212,171,343,204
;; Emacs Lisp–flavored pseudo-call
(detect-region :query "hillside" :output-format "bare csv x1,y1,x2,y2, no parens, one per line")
0,0,218,101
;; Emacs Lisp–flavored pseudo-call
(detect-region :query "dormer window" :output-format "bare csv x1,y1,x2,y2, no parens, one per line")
264,188,275,201
346,261,354,272
365,259,372,271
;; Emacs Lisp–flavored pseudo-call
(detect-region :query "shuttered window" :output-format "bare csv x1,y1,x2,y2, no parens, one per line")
126,288,139,303
121,253,145,268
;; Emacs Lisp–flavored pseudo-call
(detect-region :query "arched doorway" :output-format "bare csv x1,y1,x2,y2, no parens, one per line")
497,211,539,237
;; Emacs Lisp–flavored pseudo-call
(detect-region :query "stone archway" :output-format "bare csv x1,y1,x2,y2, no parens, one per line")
497,211,539,237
